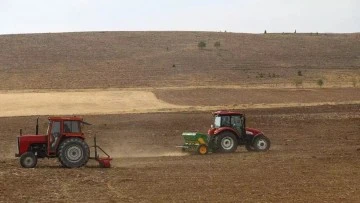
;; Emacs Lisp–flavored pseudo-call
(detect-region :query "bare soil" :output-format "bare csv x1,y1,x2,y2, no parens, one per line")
0,32,359,90
1,104,359,202
1,31,359,202
154,87,360,106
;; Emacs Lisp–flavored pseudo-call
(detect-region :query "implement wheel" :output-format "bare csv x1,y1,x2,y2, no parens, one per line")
197,144,209,155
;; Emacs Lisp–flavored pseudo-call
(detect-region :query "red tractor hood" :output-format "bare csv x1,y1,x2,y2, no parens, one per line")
245,128,262,136
19,134,47,141
17,134,48,156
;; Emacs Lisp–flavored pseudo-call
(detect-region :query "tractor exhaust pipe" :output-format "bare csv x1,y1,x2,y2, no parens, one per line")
94,136,98,158
35,117,39,135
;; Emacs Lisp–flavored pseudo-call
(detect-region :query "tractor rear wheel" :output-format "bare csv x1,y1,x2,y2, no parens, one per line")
253,135,271,152
20,152,37,168
216,132,238,153
58,138,89,168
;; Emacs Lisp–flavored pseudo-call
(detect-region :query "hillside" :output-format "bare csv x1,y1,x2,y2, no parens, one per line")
0,31,359,90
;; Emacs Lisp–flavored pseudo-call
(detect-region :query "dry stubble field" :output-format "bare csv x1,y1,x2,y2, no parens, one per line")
0,31,359,202
0,102,359,202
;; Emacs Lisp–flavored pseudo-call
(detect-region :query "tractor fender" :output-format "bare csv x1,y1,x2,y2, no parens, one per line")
58,134,86,145
213,127,240,137
245,128,265,143
53,135,86,152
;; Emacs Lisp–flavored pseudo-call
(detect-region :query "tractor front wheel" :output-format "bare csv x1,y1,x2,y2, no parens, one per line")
252,135,271,152
216,132,238,153
20,152,37,168
58,138,89,168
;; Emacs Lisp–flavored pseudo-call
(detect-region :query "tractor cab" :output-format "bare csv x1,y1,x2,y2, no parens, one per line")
211,111,246,138
46,117,87,156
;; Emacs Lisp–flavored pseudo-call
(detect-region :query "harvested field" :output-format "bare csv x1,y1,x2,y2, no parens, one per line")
0,90,178,117
0,32,359,90
1,105,360,202
0,88,360,117
1,31,360,202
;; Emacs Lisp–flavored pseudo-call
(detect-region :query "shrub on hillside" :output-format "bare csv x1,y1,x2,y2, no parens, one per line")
198,41,206,50
214,41,221,49
352,78,358,87
317,79,324,88
294,79,303,88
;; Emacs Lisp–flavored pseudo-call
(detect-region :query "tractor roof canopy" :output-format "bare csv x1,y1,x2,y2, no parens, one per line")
48,116,83,121
213,110,244,116
48,116,92,125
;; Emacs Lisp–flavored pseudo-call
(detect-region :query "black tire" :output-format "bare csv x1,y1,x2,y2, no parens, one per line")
215,132,238,153
20,152,37,168
253,135,271,152
58,138,89,168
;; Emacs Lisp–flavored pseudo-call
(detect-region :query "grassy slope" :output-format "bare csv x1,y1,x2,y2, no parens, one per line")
0,31,359,89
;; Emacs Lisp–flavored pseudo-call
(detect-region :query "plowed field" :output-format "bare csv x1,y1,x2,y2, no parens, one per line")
1,104,359,202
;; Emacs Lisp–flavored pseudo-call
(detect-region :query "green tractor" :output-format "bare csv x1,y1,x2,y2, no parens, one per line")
179,111,271,155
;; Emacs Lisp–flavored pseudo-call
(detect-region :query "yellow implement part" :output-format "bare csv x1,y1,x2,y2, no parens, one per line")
198,145,208,155
198,138,206,145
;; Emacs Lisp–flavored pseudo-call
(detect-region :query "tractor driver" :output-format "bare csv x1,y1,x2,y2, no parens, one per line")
222,116,231,127
50,121,61,151
64,122,71,133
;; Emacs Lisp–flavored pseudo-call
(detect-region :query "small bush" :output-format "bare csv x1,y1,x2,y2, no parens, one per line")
198,41,206,50
214,41,221,49
352,78,357,87
317,79,324,88
297,70,302,76
294,79,303,88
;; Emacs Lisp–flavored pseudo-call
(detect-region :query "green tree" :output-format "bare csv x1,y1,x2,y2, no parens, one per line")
198,41,206,50
214,41,221,49
317,79,324,88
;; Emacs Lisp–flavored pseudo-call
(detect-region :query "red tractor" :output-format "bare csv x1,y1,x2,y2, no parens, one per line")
180,110,271,154
15,116,112,168
208,110,271,153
